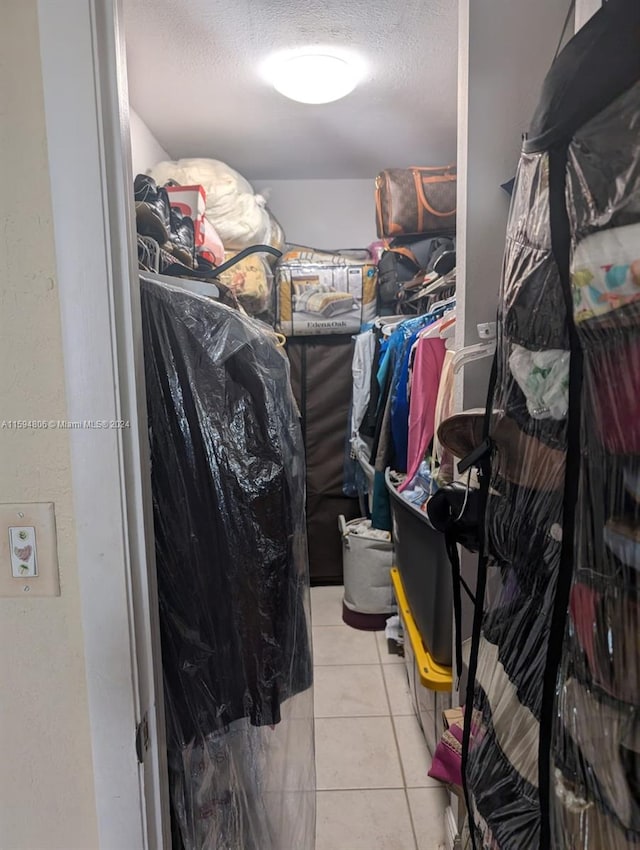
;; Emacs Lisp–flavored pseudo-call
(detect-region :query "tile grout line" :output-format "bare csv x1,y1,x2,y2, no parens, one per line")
312,598,421,847
314,713,392,720
378,646,395,717
313,662,385,668
404,787,421,850
316,784,407,792
381,658,421,850
316,780,446,791
314,662,403,667
310,620,353,626
389,669,421,850
375,628,383,664
385,694,411,789
376,640,418,850
315,782,445,792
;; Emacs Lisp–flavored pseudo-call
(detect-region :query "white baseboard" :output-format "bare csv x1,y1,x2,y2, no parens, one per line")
445,805,461,850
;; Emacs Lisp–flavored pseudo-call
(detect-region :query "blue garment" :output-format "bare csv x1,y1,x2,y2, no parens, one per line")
390,327,427,470
376,334,396,392
376,316,434,404
370,310,450,527
401,460,436,509
389,308,452,471
370,470,392,531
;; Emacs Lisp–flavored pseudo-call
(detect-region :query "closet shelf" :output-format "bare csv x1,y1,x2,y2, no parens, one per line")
391,567,452,692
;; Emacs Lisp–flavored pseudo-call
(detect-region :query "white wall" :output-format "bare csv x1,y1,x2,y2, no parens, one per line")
456,0,572,410
575,0,601,30
130,107,169,174
0,2,98,847
255,179,377,250
452,0,576,684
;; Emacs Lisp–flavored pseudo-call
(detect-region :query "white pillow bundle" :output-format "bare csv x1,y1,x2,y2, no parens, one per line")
149,158,271,249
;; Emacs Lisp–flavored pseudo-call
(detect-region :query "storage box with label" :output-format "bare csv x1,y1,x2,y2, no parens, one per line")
276,248,378,336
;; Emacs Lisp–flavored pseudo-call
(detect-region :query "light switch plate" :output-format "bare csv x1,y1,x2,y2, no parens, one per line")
9,526,38,577
0,503,60,597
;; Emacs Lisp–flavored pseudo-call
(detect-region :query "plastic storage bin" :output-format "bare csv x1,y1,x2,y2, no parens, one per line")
403,625,452,755
386,469,453,666
386,568,452,755
339,516,395,630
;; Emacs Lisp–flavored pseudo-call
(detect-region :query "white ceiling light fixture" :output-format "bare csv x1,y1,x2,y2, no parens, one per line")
263,48,365,105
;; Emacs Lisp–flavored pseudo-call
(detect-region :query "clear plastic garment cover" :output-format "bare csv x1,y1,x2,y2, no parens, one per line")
462,2,640,849
140,275,315,850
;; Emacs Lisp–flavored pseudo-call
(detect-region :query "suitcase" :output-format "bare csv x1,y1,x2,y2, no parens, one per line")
375,166,457,239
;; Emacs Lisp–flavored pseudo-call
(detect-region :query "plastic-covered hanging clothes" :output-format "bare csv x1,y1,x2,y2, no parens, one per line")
462,2,640,849
463,147,567,850
546,7,640,848
140,276,315,850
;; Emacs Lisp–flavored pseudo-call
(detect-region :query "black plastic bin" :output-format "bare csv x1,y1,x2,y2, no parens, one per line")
385,468,453,667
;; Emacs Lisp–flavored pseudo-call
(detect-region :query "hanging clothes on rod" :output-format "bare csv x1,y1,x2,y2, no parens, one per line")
389,303,456,475
139,273,315,850
400,312,457,494
346,292,455,529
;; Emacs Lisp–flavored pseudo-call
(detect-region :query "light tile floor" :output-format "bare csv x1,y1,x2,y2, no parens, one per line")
311,585,448,850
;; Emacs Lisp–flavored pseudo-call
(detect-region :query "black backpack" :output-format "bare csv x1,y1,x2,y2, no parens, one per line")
377,235,455,313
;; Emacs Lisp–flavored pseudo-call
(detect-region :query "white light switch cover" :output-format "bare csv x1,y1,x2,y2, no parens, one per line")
0,503,60,597
9,526,38,577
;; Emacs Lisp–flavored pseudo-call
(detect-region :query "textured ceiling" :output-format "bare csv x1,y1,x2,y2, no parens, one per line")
123,0,458,179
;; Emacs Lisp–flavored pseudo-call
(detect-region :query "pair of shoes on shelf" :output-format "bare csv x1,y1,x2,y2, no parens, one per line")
134,175,195,268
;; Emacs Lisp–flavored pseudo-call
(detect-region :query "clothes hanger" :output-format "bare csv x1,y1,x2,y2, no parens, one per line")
382,323,400,337
375,315,402,327
138,235,161,273
420,269,456,297
439,316,457,339
399,270,439,295
140,270,221,300
452,340,496,374
429,294,456,313
376,314,406,336
418,311,456,340
403,270,456,306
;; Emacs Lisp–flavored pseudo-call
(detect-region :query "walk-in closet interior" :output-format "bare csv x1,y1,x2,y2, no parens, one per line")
117,0,640,848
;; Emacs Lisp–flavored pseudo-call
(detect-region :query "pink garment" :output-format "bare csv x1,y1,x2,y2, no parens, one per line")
432,350,456,484
399,336,446,492
407,315,451,398
368,239,388,264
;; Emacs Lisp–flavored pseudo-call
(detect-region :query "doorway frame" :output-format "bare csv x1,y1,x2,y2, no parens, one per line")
36,0,170,847
34,1,597,847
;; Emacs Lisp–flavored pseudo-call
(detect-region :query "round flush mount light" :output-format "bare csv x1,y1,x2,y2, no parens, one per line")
263,49,365,105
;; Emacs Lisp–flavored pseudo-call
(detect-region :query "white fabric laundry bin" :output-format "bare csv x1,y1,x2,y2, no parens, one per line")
339,516,395,630
352,435,375,515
